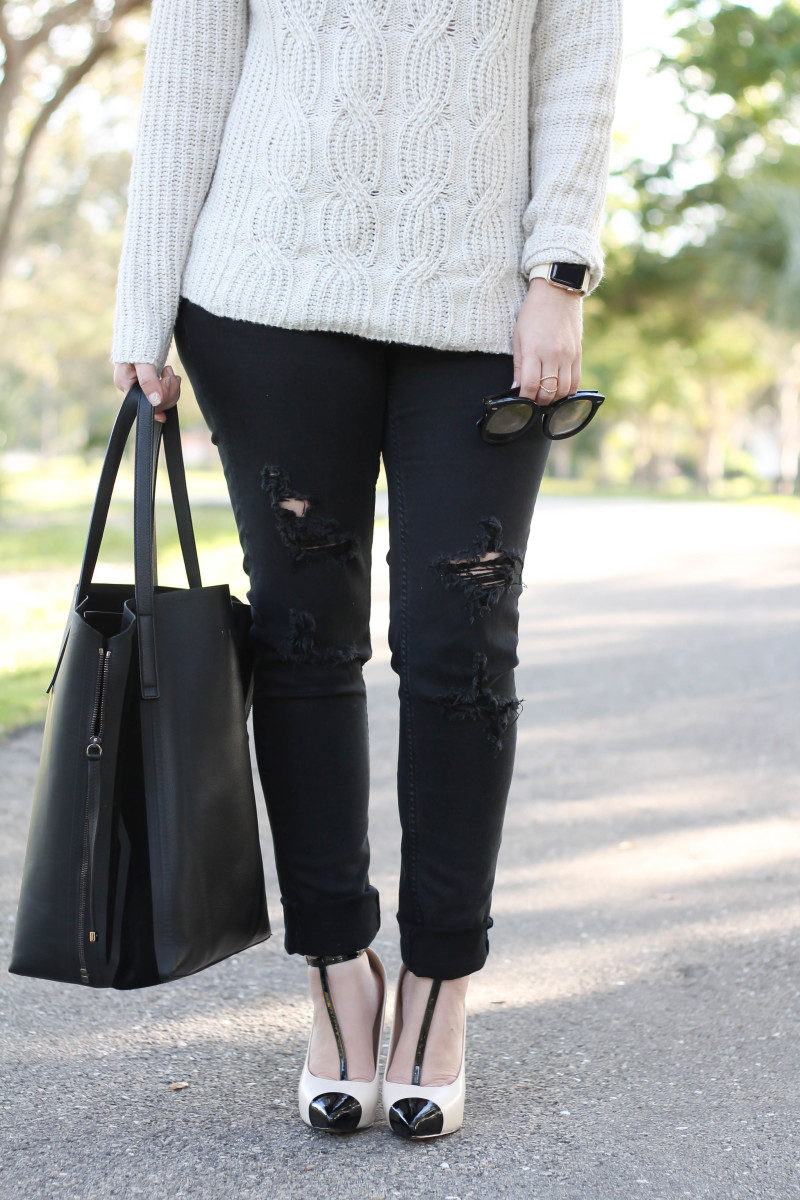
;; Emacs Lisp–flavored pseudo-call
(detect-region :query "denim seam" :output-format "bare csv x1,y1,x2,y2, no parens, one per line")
388,396,423,927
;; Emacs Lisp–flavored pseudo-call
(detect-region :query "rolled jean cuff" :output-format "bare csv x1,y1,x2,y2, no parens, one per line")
397,913,494,979
281,885,381,958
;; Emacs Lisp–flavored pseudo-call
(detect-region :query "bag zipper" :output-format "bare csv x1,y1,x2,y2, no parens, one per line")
78,644,112,983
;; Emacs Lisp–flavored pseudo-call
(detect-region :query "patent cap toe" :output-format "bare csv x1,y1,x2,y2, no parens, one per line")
308,1091,363,1132
388,1097,444,1139
382,965,467,1139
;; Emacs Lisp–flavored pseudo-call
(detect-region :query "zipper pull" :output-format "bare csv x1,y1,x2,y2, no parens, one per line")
86,736,103,758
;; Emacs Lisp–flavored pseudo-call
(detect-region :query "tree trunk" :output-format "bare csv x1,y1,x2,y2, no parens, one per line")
776,343,800,496
699,382,727,493
0,1,146,287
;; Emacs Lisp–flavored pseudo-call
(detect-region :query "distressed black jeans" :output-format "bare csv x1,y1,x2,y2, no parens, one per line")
173,295,552,979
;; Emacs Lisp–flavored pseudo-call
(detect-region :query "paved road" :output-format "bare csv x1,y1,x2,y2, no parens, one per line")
2,496,799,1200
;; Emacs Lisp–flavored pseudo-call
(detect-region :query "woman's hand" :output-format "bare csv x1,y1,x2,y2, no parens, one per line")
512,277,583,405
112,361,181,424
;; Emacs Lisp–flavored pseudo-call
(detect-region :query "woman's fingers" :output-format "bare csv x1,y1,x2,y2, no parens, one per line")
536,360,574,405
133,362,181,423
134,362,164,410
570,355,582,397
110,362,181,425
512,280,584,406
534,362,561,406
516,356,543,402
112,361,137,394
515,355,578,407
519,359,572,407
160,365,182,409
153,367,181,424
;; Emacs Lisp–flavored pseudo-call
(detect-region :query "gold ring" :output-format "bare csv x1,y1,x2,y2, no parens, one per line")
537,375,558,394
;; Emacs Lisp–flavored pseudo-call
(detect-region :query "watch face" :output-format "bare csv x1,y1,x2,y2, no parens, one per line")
550,262,588,290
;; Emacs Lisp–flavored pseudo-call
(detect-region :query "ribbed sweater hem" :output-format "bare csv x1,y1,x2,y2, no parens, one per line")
177,220,531,358
177,281,525,359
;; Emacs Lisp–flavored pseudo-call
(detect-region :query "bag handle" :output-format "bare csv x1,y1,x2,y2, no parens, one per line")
133,384,205,699
76,383,202,600
48,385,203,696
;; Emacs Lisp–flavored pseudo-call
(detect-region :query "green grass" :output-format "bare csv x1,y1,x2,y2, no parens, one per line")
0,498,249,573
1,457,797,738
0,457,254,738
0,667,55,736
538,475,800,508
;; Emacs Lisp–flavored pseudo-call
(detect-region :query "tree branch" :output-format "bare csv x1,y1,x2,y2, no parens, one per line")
0,0,149,284
0,30,111,275
0,6,12,55
23,0,97,53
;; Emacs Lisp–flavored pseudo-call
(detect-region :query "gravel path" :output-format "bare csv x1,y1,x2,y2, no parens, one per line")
2,495,799,1200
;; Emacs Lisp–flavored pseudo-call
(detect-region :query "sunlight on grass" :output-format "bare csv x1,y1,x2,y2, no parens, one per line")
0,458,251,738
1,456,796,737
0,667,54,738
539,475,800,509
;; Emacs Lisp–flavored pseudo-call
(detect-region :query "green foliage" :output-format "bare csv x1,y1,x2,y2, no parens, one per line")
665,0,800,157
0,1,798,513
0,667,54,740
0,459,255,738
603,0,800,493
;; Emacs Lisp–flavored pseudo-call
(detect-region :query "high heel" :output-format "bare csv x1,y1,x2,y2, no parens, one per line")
298,947,387,1133
381,963,467,1140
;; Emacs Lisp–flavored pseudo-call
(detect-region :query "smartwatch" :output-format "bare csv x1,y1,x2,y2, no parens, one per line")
528,262,589,295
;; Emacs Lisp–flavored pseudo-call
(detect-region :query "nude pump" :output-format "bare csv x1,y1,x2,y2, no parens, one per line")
298,947,387,1133
381,963,467,1140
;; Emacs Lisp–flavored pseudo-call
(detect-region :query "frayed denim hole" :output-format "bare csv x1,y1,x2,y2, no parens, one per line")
260,463,359,565
276,608,360,666
431,516,524,623
434,650,523,755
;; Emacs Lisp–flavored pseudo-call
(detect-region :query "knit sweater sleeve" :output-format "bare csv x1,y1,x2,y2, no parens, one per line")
520,0,623,296
109,0,249,373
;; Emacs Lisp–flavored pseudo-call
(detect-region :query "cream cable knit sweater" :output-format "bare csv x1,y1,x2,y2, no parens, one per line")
110,0,623,374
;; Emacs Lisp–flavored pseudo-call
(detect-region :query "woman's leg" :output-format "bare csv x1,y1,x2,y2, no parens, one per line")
382,340,551,1081
173,297,386,959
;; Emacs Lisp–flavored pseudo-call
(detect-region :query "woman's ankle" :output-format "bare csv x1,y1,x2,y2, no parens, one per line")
385,969,469,1087
306,951,383,1081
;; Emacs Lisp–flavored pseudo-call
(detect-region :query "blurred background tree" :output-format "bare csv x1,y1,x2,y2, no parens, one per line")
0,0,798,491
0,1,147,461
0,1,144,277
594,0,800,493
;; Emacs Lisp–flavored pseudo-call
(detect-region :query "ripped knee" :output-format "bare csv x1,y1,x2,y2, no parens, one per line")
261,464,359,565
276,608,361,666
432,517,523,621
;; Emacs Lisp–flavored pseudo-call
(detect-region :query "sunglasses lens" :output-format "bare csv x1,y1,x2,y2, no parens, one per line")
485,401,533,438
547,396,594,436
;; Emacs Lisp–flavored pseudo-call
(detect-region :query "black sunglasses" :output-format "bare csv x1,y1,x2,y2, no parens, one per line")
477,386,605,444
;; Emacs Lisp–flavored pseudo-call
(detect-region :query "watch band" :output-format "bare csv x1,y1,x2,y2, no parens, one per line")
529,262,589,295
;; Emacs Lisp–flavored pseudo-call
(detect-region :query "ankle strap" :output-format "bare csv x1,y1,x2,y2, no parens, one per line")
304,948,367,1080
412,978,443,1087
305,948,366,967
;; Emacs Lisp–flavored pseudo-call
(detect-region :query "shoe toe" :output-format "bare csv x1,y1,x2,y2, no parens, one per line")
388,1097,444,1139
308,1092,363,1132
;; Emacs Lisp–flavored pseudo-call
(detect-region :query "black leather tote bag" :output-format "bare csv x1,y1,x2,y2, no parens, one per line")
9,383,271,989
